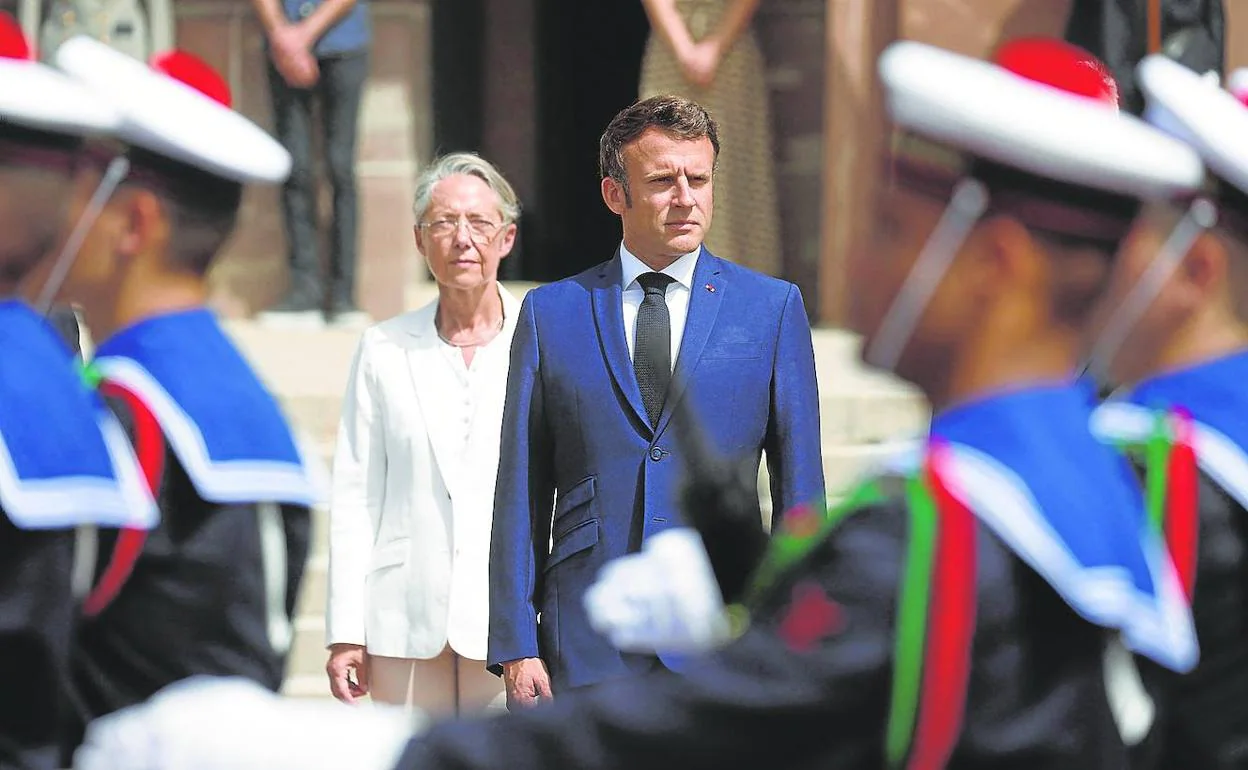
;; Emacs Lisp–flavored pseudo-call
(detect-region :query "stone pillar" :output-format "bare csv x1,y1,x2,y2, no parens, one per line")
481,0,537,282
819,0,899,327
756,0,826,317
1228,0,1248,70
359,2,431,318
816,0,1076,327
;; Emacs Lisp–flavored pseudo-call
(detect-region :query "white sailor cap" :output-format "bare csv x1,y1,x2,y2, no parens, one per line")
1228,68,1248,99
53,35,291,185
0,13,120,140
1139,55,1248,224
879,38,1205,244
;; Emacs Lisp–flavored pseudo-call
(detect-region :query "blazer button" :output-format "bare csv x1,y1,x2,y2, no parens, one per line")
649,447,664,462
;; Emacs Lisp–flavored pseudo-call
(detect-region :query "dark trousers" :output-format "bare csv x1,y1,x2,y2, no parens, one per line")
266,50,369,307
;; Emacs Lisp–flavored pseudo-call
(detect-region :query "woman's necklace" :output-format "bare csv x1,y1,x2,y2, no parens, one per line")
436,313,505,348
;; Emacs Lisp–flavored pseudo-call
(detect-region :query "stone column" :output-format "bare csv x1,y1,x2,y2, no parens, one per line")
756,0,826,317
818,0,899,327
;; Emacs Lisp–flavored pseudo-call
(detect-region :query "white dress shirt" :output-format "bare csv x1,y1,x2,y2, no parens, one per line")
620,243,700,371
436,329,511,465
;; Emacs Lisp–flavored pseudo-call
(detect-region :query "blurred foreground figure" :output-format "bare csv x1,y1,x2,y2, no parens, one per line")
1083,57,1248,769
0,13,156,770
69,37,1207,770
41,36,322,761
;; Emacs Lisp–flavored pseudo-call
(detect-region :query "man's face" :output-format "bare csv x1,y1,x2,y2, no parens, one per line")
0,160,74,295
1085,203,1198,384
414,173,516,290
849,170,984,382
602,128,715,265
21,161,124,310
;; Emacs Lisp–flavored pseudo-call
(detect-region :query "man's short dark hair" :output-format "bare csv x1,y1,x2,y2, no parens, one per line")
598,95,720,203
125,148,243,276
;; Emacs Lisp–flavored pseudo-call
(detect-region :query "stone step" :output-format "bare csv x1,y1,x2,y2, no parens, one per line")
288,614,330,682
281,673,332,700
292,438,915,595
285,438,918,683
281,383,927,451
296,552,329,618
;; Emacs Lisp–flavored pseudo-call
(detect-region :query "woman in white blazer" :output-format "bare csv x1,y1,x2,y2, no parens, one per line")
325,152,521,716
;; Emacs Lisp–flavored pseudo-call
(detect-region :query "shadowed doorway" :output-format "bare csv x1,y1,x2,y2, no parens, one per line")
432,0,649,282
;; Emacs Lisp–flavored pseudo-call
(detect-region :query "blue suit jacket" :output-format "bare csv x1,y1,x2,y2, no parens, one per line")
487,249,825,690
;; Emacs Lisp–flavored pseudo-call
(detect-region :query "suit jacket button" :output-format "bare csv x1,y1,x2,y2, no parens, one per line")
649,447,663,462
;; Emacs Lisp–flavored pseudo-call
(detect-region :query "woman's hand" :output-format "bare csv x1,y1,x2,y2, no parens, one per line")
677,38,723,89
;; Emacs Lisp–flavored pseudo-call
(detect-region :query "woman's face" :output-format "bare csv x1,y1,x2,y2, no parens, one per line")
414,174,516,292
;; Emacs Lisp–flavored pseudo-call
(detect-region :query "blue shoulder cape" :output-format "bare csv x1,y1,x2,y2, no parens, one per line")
0,300,156,530
1092,350,1248,513
91,309,325,507
888,384,1197,673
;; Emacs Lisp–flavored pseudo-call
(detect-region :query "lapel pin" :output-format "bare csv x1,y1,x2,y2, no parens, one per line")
704,283,716,293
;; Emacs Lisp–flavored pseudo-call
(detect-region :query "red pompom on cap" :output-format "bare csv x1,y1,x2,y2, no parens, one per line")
149,49,232,108
994,37,1120,109
0,11,32,61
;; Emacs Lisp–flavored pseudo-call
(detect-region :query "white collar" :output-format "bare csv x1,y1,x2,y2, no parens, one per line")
619,242,700,291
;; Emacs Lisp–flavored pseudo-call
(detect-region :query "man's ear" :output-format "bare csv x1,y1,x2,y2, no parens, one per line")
1174,231,1227,312
116,188,168,260
601,176,627,216
972,214,1034,296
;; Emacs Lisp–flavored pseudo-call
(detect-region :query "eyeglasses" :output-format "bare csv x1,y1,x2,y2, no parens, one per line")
419,215,504,242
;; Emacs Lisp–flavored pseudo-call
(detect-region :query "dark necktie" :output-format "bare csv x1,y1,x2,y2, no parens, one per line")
634,272,675,428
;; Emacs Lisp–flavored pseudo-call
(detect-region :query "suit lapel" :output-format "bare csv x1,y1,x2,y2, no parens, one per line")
656,249,725,438
404,303,465,495
592,254,650,432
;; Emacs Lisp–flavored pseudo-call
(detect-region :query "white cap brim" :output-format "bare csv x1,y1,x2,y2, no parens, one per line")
1228,68,1248,97
1139,55,1248,197
879,41,1204,201
53,36,291,184
0,58,121,137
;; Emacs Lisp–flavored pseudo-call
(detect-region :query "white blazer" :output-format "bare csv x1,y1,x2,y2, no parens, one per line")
326,286,520,661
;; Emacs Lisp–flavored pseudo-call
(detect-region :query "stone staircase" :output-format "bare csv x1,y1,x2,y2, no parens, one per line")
218,282,930,701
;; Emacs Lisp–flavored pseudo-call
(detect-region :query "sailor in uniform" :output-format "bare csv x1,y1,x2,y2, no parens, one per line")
35,36,323,755
60,37,1206,770
0,14,156,770
1083,55,1248,769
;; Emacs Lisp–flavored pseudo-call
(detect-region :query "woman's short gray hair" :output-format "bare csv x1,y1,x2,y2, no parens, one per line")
411,152,521,224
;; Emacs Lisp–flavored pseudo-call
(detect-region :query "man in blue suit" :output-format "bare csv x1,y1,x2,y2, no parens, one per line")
489,95,825,709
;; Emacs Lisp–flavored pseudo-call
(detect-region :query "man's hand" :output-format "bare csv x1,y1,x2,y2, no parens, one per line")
326,643,369,704
501,657,552,710
268,23,320,88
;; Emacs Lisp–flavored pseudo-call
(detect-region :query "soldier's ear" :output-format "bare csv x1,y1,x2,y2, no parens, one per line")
114,188,165,261
1173,230,1228,313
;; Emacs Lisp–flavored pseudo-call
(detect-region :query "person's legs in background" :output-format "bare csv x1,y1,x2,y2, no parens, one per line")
319,50,369,327
370,647,505,717
261,60,323,324
453,653,506,714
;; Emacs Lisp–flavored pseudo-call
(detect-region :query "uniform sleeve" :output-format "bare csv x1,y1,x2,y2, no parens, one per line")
395,501,910,770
